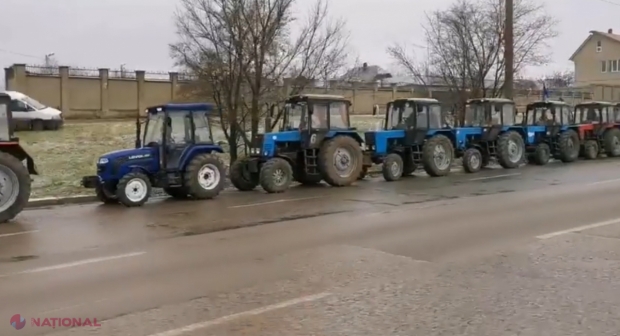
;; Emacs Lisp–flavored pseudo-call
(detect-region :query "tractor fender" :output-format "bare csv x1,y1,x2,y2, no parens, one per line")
328,132,363,145
178,145,225,170
0,143,37,175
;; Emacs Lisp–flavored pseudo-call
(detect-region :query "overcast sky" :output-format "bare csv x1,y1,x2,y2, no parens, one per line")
0,0,618,84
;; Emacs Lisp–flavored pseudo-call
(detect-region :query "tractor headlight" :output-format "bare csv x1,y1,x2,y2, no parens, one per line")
98,157,109,164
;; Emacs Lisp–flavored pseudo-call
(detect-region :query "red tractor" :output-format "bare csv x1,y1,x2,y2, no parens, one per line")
0,93,37,223
572,101,620,160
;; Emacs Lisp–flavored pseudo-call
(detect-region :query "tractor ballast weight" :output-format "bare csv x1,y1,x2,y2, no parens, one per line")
572,101,620,160
521,100,580,165
0,93,38,223
229,94,367,193
363,98,456,181
81,103,227,206
457,98,526,173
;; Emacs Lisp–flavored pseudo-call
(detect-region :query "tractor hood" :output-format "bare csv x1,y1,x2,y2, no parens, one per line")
97,148,153,165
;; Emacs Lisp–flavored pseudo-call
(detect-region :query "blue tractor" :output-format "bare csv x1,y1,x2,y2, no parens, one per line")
229,94,368,193
81,103,227,207
364,98,455,181
521,100,580,165
458,98,526,173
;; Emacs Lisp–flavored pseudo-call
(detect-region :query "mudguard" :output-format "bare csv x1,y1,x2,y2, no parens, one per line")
0,143,37,175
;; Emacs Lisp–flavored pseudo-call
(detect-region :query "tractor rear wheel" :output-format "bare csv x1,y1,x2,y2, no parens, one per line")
164,187,189,199
463,148,482,173
318,136,363,187
603,128,620,157
557,130,579,162
382,153,403,181
184,154,226,199
96,183,118,204
532,143,551,166
260,157,293,193
497,131,525,169
0,152,31,223
583,140,599,160
230,157,259,191
116,172,152,207
422,135,454,177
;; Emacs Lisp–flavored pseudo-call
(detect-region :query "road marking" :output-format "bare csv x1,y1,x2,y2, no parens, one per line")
587,178,620,186
0,230,38,238
536,218,620,239
0,252,146,278
147,292,332,336
228,196,321,208
468,173,520,181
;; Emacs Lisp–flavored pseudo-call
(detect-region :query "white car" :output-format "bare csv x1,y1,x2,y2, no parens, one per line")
2,91,64,131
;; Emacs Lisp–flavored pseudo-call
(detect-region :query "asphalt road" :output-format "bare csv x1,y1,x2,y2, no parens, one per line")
2,159,620,335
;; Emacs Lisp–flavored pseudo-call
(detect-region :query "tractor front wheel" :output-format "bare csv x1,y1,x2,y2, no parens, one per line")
557,130,579,162
497,131,525,169
0,152,31,223
532,143,551,166
230,157,259,191
96,183,118,204
382,153,403,181
184,154,226,199
603,128,620,157
462,148,482,173
260,158,293,193
422,135,454,177
116,172,152,207
583,140,599,160
318,136,363,187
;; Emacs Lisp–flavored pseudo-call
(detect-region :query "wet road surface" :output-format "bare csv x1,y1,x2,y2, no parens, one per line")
2,159,620,335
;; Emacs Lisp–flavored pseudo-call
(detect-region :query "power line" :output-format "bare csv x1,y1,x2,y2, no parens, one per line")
0,48,42,60
593,0,620,6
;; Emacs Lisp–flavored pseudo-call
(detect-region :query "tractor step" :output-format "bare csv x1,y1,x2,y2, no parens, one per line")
166,173,183,186
304,148,319,174
411,144,423,165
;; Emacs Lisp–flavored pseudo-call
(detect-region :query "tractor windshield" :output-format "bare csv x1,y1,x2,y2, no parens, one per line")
309,101,350,129
415,104,442,129
525,105,571,125
385,101,413,129
615,105,620,121
286,103,305,129
574,105,607,123
464,103,486,126
143,112,165,145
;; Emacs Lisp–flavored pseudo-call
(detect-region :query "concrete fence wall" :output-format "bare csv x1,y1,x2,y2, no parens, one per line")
3,64,613,119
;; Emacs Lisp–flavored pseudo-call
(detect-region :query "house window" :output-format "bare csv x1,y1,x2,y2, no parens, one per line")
602,60,607,72
614,60,619,72
596,40,602,52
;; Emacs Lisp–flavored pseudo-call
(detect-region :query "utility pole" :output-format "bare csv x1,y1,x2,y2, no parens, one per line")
504,0,514,99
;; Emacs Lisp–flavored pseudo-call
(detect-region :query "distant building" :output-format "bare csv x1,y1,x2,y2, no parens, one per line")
339,62,392,85
570,28,620,86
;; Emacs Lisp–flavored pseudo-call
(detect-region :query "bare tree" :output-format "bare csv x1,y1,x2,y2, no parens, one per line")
387,0,557,124
170,0,350,162
542,70,574,88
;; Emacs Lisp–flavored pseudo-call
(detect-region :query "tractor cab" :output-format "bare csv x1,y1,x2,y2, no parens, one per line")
524,100,572,134
82,103,226,206
463,98,517,141
572,101,620,159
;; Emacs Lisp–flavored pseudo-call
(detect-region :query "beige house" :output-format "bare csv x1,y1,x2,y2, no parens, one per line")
570,29,620,86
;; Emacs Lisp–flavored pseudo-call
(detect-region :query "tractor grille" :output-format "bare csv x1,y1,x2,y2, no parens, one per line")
364,132,375,146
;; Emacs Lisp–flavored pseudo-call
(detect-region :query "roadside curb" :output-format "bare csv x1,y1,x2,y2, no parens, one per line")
26,195,98,208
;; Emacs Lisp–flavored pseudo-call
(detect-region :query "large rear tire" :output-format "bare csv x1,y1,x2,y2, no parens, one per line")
318,136,363,187
497,131,525,169
557,130,579,162
422,135,454,177
603,128,620,157
230,157,259,191
0,152,31,223
184,153,226,199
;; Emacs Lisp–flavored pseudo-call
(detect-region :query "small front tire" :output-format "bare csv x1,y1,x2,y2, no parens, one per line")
532,143,551,166
116,172,151,207
259,158,293,193
583,140,599,160
382,153,403,181
463,148,482,173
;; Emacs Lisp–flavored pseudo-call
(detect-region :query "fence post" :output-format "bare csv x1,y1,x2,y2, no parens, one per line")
99,68,109,118
169,72,178,101
59,66,70,116
136,70,146,115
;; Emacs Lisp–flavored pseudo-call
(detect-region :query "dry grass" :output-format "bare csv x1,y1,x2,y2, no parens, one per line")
20,115,384,198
